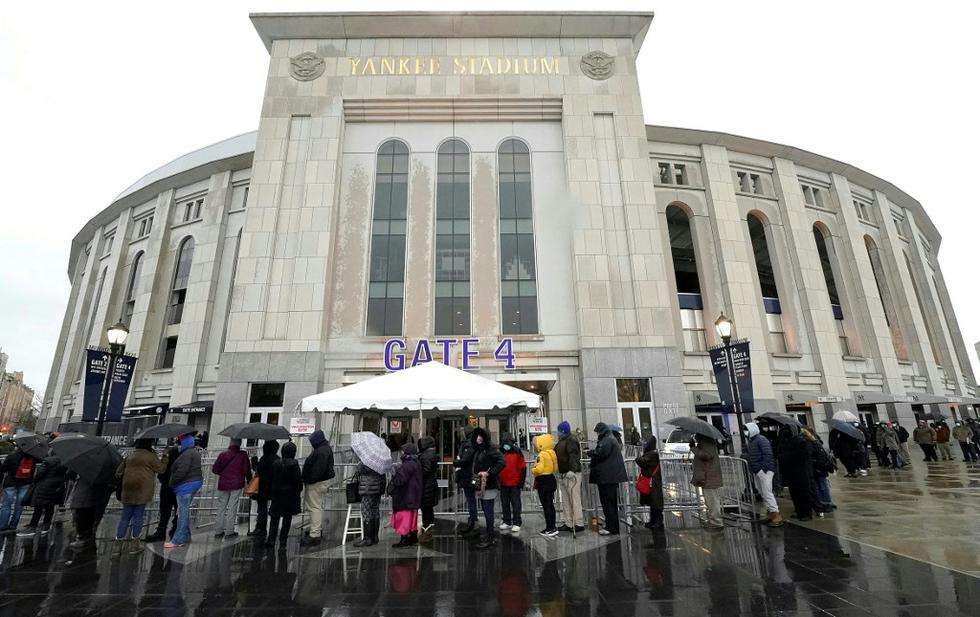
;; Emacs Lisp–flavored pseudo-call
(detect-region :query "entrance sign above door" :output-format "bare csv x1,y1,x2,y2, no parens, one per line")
383,338,517,371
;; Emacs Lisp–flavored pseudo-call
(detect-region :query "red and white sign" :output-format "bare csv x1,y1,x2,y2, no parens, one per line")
289,416,316,435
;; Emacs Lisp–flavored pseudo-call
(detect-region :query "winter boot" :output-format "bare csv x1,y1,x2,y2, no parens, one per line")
354,522,373,547
392,535,411,548
476,532,496,550
767,512,785,528
459,519,477,536
299,533,322,548
408,530,418,546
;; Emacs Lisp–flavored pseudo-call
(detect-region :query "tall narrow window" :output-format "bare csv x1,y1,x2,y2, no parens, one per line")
123,252,144,326
813,227,849,354
219,230,243,354
498,139,538,334
168,237,195,326
367,140,409,336
666,205,706,352
434,140,470,335
865,236,907,360
747,214,786,352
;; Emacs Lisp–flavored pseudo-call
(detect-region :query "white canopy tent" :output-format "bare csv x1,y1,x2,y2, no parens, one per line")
300,361,541,414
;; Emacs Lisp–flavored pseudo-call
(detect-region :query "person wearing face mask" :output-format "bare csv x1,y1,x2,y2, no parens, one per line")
497,435,527,534
745,422,783,527
952,421,978,462
470,427,505,549
165,433,203,549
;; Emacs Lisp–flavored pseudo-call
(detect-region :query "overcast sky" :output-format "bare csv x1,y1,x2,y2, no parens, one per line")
2,0,978,397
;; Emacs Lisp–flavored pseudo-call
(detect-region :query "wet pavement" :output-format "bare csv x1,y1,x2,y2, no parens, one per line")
2,472,980,616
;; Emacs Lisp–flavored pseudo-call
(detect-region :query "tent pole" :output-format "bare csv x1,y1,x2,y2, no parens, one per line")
418,398,423,439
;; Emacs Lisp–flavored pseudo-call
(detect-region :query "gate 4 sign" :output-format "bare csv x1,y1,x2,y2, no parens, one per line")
384,337,517,371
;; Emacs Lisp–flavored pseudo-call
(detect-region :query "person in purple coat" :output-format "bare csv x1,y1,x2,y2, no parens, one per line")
211,438,252,538
389,442,423,548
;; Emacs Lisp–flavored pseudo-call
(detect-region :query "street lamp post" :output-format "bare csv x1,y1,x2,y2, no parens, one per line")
714,313,748,450
96,321,129,437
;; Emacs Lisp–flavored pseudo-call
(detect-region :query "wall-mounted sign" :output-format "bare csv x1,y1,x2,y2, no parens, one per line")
347,56,561,76
289,417,316,435
384,338,516,371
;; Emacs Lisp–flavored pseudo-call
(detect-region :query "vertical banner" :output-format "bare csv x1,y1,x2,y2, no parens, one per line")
106,355,137,423
82,349,110,421
709,346,735,412
729,340,754,413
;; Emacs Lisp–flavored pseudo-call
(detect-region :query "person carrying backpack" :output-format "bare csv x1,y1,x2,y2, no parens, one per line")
0,445,38,534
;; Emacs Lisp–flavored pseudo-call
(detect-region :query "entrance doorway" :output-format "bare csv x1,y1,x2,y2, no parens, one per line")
857,404,878,427
785,405,814,427
618,405,652,446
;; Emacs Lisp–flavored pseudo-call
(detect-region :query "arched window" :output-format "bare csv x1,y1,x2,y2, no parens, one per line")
498,139,538,334
666,205,705,351
434,140,471,335
812,226,849,354
367,140,409,336
865,236,907,360
122,251,144,325
167,237,195,326
747,214,786,352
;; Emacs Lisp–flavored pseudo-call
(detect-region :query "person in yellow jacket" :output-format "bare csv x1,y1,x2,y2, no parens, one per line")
532,434,560,537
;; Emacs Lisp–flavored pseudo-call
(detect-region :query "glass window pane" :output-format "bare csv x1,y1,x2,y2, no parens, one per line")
384,298,403,335
454,297,471,335
249,383,285,407
367,298,386,335
616,378,651,403
517,234,536,280
386,283,404,298
500,234,519,280
389,180,408,220
373,177,391,220
498,151,514,174
519,296,538,334
369,238,388,282
434,298,453,335
436,179,452,219
453,180,469,219
514,176,532,219
502,296,520,334
666,206,702,295
748,215,779,299
435,236,454,281
499,177,516,220
387,236,405,281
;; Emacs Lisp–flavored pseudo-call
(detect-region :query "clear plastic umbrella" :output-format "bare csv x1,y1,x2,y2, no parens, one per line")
350,431,393,475
832,410,859,423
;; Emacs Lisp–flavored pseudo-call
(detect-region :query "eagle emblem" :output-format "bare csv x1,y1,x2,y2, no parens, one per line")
289,52,325,81
580,51,615,80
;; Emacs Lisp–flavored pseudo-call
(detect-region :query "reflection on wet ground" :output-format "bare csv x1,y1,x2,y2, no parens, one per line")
791,459,980,577
0,510,978,617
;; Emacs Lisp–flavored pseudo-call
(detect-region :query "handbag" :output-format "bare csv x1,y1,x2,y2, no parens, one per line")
636,474,652,496
346,475,361,504
244,475,260,497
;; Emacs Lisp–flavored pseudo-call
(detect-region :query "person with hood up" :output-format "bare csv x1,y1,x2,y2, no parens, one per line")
0,443,38,534
745,422,782,527
470,427,505,549
417,436,439,541
266,441,302,548
952,421,978,462
301,429,335,547
212,438,252,539
389,442,423,548
249,440,280,538
554,421,584,533
691,433,724,529
875,422,902,469
935,421,954,461
353,452,386,547
15,449,68,537
775,424,813,521
114,438,168,541
531,433,559,537
498,435,526,534
968,419,980,459
802,427,837,515
634,434,665,529
166,433,203,549
146,440,181,542
588,422,628,535
913,420,938,462
453,425,479,534
828,425,861,478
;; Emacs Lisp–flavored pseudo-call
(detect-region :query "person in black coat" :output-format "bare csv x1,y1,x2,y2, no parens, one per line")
470,427,505,549
249,440,280,538
300,430,334,547
775,424,814,521
146,443,181,542
266,442,302,549
390,442,423,548
634,436,664,530
453,425,478,534
67,471,115,550
417,435,439,540
589,422,628,535
17,452,68,536
353,461,385,547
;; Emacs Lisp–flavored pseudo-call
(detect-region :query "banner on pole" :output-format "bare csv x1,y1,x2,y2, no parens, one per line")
82,349,110,422
106,355,138,423
709,346,734,412
708,339,753,414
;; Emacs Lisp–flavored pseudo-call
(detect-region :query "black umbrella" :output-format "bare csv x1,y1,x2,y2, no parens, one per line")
13,432,49,459
50,433,122,484
134,423,196,440
923,412,947,423
665,417,723,441
218,422,291,440
757,412,802,427
826,419,865,442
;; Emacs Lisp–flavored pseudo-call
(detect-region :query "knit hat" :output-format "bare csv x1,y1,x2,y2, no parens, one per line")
557,421,571,436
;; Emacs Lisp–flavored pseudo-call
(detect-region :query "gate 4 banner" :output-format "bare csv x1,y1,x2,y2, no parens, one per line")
82,349,110,421
709,346,735,413
107,355,137,423
708,340,754,414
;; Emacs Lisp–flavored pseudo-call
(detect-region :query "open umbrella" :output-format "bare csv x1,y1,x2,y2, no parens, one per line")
922,412,947,423
350,431,393,475
50,433,122,484
665,417,723,441
756,412,802,426
826,419,865,442
832,410,859,423
13,432,49,459
219,422,291,440
134,423,196,440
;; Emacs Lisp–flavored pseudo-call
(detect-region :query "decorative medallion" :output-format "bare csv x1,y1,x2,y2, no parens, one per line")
580,50,615,80
289,52,325,81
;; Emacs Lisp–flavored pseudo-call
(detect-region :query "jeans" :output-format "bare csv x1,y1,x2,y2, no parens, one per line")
559,472,584,527
815,476,833,509
0,485,30,530
172,490,197,545
421,505,434,528
499,487,522,526
536,475,557,531
596,483,620,534
463,486,478,523
479,498,495,534
215,489,240,535
255,498,270,532
754,470,779,513
116,504,146,539
29,504,55,528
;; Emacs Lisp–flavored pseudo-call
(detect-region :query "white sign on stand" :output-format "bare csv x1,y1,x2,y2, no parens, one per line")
289,416,316,435
528,416,549,434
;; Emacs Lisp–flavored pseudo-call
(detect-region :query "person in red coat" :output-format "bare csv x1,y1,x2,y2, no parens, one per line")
498,436,527,533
